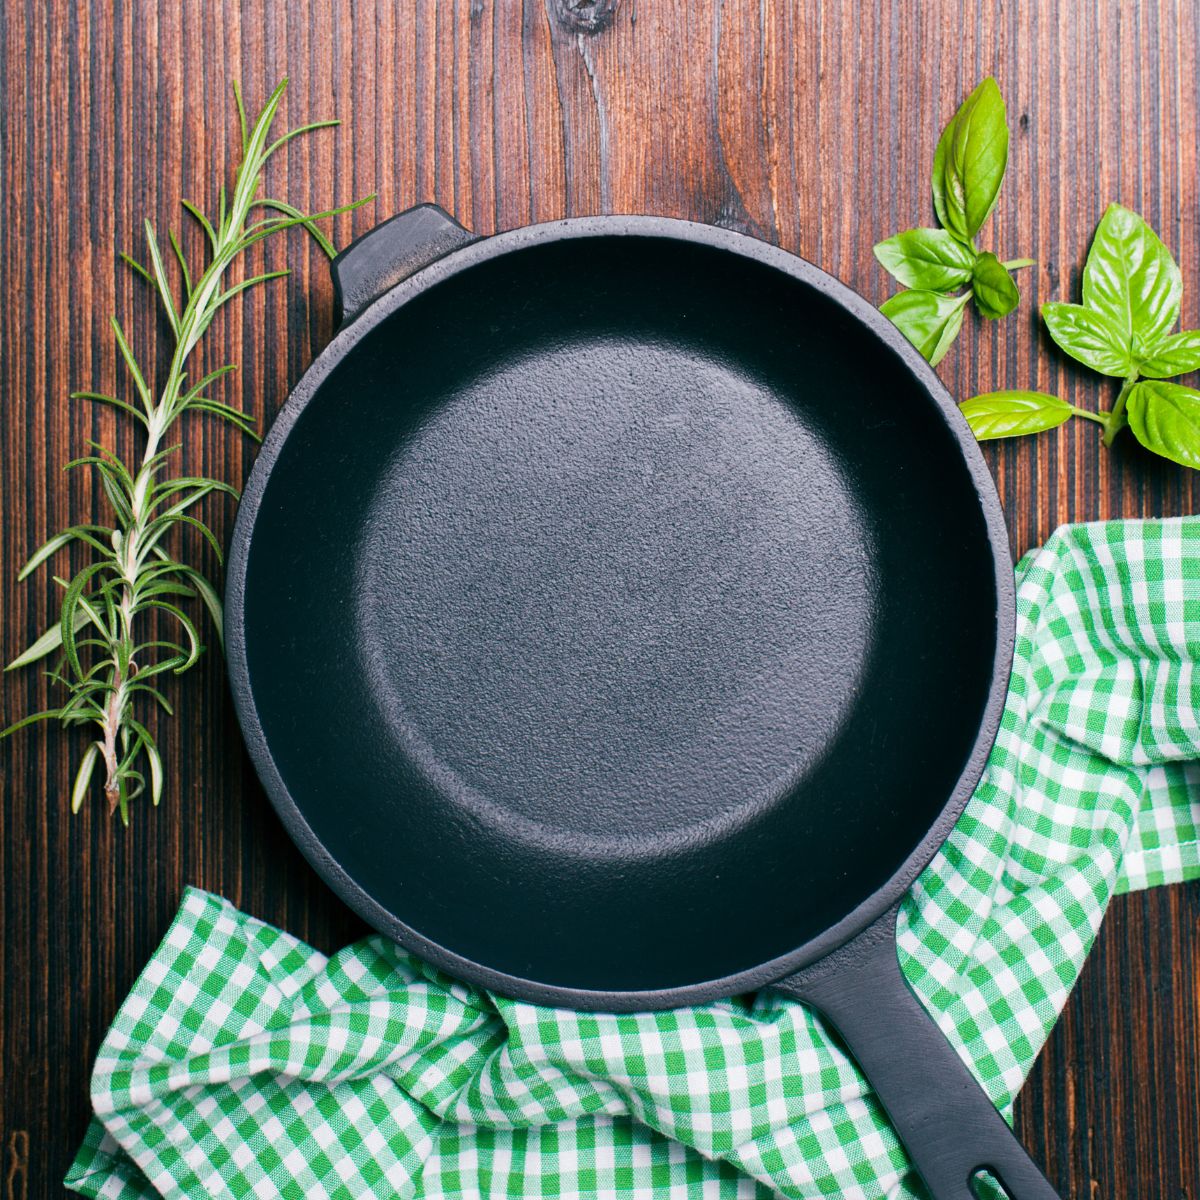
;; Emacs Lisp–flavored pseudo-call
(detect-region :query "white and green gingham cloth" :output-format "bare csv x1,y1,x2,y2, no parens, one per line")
67,518,1200,1200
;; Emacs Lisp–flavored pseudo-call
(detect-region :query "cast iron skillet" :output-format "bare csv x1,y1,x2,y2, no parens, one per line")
226,205,1059,1200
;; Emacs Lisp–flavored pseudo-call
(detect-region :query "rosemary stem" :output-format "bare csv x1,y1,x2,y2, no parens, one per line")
101,661,127,811
100,422,159,808
94,195,248,808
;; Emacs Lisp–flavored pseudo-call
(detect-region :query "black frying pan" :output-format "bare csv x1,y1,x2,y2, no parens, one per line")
226,205,1059,1200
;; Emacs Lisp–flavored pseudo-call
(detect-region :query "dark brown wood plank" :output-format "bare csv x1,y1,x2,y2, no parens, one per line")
1,2,1197,1196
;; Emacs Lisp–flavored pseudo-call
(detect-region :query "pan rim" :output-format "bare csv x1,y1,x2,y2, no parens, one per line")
225,213,1016,1011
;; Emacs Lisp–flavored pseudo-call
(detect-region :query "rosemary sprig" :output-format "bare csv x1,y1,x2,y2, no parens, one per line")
2,78,372,821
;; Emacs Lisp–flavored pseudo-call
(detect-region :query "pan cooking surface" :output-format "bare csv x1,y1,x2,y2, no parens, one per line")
233,229,1004,994
360,335,875,846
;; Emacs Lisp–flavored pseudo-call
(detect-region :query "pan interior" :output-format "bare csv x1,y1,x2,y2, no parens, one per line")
240,233,1002,993
359,335,874,848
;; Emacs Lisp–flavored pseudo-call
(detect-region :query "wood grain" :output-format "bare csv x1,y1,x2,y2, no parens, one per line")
1,1,1198,1195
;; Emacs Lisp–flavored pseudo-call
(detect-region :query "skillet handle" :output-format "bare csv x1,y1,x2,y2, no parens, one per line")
331,203,478,327
774,905,1061,1200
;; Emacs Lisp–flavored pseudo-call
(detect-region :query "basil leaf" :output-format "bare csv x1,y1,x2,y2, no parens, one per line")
880,290,970,366
1081,203,1182,354
1136,329,1200,379
972,252,1020,319
874,228,976,291
1041,302,1132,376
931,77,1009,244
959,390,1073,440
1125,380,1200,469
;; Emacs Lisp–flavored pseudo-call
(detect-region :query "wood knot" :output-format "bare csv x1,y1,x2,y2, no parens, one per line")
551,0,619,34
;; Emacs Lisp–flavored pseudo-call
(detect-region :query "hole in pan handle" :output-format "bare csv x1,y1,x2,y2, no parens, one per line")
331,203,480,328
774,905,1061,1200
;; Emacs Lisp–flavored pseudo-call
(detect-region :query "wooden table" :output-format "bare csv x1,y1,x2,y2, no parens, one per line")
2,2,1198,1195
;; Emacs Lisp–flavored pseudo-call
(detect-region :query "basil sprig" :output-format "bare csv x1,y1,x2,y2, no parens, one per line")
964,204,1200,469
876,78,1033,365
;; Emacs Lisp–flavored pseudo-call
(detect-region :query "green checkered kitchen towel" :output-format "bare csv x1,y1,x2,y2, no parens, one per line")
67,518,1200,1200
